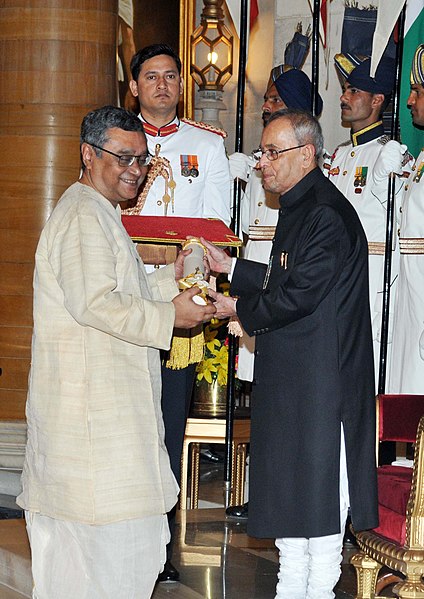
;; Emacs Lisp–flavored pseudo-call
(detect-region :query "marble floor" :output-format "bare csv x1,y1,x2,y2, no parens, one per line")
152,507,361,599
149,456,398,599
0,455,399,599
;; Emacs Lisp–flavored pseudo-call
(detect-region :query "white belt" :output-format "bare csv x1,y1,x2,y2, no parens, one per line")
399,238,424,254
248,232,390,254
248,225,276,241
368,242,386,255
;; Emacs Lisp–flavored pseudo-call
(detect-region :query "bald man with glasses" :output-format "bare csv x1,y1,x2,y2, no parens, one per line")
203,109,378,599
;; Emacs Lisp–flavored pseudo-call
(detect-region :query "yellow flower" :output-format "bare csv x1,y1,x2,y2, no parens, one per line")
196,357,218,384
196,319,230,386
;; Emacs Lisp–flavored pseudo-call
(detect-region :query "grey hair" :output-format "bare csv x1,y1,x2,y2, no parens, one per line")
80,105,144,166
266,108,324,158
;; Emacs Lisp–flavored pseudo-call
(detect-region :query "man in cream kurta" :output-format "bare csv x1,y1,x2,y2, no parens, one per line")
17,106,215,599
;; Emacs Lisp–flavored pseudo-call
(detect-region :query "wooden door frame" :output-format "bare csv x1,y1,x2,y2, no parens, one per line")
179,0,195,118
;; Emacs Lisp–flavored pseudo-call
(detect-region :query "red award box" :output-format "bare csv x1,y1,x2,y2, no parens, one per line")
122,215,241,265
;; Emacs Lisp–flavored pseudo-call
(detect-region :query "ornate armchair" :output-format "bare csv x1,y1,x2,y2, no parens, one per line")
351,394,424,598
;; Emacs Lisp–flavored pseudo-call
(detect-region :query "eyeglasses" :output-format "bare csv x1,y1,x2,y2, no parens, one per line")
252,144,305,161
90,144,152,167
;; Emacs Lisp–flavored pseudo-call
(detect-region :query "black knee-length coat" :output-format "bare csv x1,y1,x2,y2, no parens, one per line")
232,168,378,539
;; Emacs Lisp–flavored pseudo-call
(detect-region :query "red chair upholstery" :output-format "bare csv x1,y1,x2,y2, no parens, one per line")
351,394,424,599
378,394,424,443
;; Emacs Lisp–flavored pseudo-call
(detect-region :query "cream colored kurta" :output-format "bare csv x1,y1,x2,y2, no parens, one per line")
17,182,179,524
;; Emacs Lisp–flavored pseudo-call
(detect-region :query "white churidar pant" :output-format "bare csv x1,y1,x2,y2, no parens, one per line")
274,425,350,599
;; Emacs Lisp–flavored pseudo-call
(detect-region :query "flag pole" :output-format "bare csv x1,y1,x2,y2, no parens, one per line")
224,0,249,509
377,2,406,394
311,0,321,116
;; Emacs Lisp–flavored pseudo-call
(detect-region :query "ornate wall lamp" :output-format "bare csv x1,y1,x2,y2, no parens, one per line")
190,0,233,126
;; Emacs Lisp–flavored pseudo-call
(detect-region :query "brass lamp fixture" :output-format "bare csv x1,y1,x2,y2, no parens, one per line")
190,0,233,92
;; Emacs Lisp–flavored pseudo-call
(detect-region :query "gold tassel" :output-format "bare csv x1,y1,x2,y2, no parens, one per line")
165,326,205,370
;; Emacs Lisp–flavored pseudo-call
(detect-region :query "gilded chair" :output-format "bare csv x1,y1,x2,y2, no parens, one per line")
351,394,424,598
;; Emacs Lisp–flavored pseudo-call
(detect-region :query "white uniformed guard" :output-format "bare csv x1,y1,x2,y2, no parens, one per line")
124,43,231,583
389,44,424,393
324,54,414,388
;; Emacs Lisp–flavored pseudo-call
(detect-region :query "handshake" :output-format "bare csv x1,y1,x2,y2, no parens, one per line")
172,238,237,329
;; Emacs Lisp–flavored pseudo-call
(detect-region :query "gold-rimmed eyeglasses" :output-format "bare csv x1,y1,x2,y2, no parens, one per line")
252,144,305,162
91,144,152,167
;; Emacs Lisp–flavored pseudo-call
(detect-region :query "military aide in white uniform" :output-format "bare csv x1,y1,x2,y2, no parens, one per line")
126,47,230,225
231,68,323,382
324,55,414,388
125,43,231,584
136,116,230,222
389,44,424,393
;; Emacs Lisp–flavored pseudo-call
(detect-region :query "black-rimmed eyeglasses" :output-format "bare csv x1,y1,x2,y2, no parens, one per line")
91,144,152,167
252,144,305,161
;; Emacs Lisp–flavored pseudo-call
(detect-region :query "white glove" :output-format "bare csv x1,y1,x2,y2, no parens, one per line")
229,152,257,182
372,141,407,183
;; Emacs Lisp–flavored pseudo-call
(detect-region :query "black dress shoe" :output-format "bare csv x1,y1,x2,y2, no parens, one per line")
225,502,249,520
343,514,358,546
200,448,224,463
158,559,180,583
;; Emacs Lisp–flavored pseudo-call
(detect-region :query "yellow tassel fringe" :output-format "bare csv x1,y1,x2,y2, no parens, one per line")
165,328,205,370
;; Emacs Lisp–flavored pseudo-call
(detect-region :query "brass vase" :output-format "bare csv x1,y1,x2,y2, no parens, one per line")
190,379,227,418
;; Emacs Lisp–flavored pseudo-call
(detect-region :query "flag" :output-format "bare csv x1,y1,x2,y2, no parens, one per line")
370,0,405,77
226,0,259,38
250,0,259,28
321,0,328,48
400,0,424,157
307,0,328,48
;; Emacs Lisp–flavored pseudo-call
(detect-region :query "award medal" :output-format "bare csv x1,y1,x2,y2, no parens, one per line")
354,166,368,194
180,155,199,178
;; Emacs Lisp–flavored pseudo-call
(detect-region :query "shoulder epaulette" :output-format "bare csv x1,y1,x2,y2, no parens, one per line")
403,149,415,167
329,140,350,160
377,135,391,145
181,117,227,138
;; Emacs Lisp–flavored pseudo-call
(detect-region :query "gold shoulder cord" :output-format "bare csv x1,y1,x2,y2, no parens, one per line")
122,144,176,216
122,146,203,369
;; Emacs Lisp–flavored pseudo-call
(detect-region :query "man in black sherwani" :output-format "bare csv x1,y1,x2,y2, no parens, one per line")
203,108,378,599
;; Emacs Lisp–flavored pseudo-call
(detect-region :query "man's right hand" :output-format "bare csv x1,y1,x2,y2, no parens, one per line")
172,287,216,328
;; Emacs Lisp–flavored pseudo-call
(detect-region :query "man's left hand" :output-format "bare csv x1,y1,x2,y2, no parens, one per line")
200,238,232,274
174,248,191,281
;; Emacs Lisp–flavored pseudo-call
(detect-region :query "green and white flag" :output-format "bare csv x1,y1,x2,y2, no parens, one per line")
370,1,405,77
400,0,424,157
